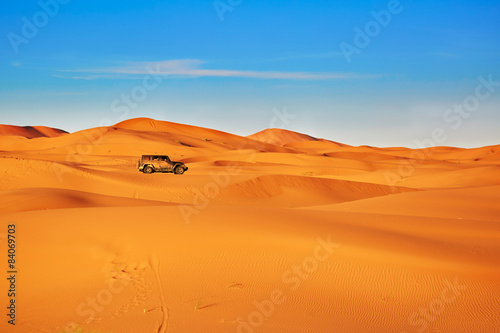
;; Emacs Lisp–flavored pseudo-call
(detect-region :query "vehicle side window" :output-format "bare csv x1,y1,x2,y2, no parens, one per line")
142,155,170,162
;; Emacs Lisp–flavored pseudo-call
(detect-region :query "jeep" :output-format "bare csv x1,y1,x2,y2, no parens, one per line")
137,155,188,174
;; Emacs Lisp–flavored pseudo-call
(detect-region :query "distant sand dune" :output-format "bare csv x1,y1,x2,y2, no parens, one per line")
0,124,68,138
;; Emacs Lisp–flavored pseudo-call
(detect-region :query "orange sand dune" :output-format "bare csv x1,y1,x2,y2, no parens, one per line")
0,124,68,139
115,118,286,153
247,128,318,146
0,118,499,333
306,185,500,222
216,174,417,207
248,128,349,153
0,187,170,213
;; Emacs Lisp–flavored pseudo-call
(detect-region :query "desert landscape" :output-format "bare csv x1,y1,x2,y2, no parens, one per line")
0,117,499,333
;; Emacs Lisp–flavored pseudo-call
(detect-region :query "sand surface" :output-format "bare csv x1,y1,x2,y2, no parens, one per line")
0,118,499,332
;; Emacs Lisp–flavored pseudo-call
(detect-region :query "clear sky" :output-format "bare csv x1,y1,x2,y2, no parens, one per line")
1,0,499,148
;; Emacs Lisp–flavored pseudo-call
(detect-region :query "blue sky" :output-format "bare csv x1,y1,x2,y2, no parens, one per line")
1,0,499,147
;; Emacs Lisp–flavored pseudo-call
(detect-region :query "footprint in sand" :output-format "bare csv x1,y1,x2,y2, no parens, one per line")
81,251,154,324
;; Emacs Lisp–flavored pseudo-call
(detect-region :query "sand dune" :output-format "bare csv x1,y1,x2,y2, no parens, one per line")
306,185,500,222
247,128,318,146
0,124,68,139
216,174,417,207
0,187,170,213
0,118,499,333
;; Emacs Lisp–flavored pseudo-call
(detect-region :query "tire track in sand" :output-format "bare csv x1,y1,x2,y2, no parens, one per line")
151,254,169,333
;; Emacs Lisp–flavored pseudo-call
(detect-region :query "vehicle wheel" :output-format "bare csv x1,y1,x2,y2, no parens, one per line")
143,166,153,174
174,166,185,175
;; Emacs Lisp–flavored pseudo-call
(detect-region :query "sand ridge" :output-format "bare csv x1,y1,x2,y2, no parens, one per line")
0,124,68,139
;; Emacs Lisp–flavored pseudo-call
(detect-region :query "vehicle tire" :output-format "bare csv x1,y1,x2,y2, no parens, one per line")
143,166,153,174
174,166,185,175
